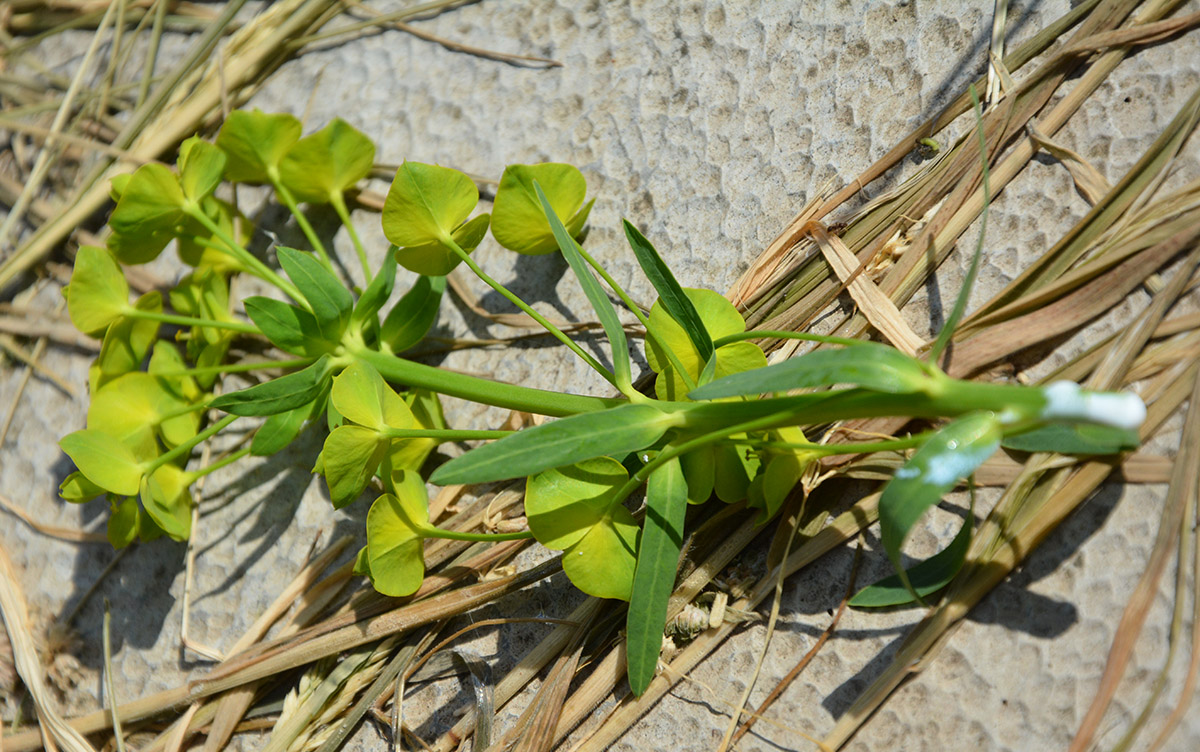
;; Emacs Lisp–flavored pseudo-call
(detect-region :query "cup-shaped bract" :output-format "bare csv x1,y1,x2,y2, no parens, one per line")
279,118,376,204
67,246,130,335
491,163,594,255
216,109,302,184
365,471,433,596
382,162,485,276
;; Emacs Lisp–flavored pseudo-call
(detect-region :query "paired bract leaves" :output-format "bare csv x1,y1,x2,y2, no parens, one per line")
492,164,594,255
526,457,638,601
279,118,375,204
383,162,486,275
645,289,766,400
67,246,129,335
365,471,433,596
321,361,415,507
60,429,144,496
217,109,302,184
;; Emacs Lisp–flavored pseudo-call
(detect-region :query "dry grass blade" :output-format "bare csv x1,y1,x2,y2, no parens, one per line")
0,490,107,543
0,541,98,752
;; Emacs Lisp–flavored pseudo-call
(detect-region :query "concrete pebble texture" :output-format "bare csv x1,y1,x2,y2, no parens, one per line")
3,1,1199,750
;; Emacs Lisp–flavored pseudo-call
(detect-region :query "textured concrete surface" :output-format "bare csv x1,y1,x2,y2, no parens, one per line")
3,1,1200,750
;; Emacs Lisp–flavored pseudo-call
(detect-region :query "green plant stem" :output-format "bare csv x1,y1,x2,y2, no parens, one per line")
355,348,622,418
676,377,1047,435
420,527,533,543
575,244,697,391
381,427,512,441
122,307,261,335
153,357,314,379
145,414,238,476
189,447,251,479
183,205,306,305
442,236,618,388
330,191,371,283
269,173,333,269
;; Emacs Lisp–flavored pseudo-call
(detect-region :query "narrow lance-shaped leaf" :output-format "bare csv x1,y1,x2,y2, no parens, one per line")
690,342,933,400
430,403,677,486
850,514,972,608
277,246,353,341
352,250,397,327
879,411,999,597
627,456,688,695
535,180,630,390
380,273,446,354
1001,423,1139,454
623,220,713,364
243,296,328,356
210,355,333,416
251,400,315,456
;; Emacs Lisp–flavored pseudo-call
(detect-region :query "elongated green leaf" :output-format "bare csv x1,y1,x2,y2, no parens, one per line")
277,246,352,340
623,220,713,364
210,355,332,416
322,424,388,508
216,110,302,184
430,403,675,485
251,400,315,456
879,412,999,589
278,118,376,203
1001,423,1139,454
60,430,144,496
67,246,129,335
380,274,446,353
492,163,593,255
366,471,432,596
690,343,932,400
849,514,972,607
627,456,687,694
352,251,397,327
535,181,630,390
243,296,327,356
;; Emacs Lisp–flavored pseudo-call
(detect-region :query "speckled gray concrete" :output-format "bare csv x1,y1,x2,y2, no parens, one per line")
4,1,1200,750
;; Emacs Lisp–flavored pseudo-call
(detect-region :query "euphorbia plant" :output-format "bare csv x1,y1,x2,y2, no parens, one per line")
59,107,1146,695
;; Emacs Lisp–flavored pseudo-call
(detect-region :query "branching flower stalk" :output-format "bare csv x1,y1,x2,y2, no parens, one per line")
59,108,1147,694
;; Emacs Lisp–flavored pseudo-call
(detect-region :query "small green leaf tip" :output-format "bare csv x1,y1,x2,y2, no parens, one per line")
492,163,593,255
